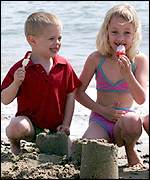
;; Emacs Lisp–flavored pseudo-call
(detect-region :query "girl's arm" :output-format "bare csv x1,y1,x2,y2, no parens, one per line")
120,53,148,104
132,54,148,104
75,52,106,114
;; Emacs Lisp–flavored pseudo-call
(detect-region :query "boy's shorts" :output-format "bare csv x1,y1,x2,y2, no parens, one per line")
31,126,56,142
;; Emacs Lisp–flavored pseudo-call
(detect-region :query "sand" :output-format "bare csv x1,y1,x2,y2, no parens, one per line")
1,137,149,179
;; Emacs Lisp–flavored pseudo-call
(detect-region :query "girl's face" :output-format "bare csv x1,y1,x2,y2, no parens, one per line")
108,15,135,53
31,24,62,59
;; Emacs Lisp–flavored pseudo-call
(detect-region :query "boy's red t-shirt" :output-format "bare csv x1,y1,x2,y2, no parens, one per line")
1,51,81,130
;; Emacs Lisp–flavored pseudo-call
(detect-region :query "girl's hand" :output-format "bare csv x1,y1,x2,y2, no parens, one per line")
57,124,70,136
102,102,127,122
14,67,26,86
117,55,132,78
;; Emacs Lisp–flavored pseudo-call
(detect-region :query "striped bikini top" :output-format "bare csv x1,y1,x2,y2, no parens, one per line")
96,56,136,92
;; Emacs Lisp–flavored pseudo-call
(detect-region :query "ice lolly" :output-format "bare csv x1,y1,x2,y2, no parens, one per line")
116,45,126,58
22,58,30,68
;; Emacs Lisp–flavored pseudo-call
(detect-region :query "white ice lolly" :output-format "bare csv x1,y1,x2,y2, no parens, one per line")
22,58,30,68
116,45,126,57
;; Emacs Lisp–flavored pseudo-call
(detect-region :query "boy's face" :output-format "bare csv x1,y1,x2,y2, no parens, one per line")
29,24,62,58
108,16,135,53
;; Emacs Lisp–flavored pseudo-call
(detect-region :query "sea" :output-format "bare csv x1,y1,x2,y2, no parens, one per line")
1,1,149,146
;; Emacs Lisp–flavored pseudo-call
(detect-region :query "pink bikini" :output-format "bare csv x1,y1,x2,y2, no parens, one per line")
89,56,136,142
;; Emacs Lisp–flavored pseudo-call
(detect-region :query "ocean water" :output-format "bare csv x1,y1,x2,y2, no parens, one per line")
1,1,149,144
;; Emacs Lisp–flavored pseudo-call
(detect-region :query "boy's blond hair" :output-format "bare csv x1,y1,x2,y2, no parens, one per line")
96,4,141,60
24,12,62,37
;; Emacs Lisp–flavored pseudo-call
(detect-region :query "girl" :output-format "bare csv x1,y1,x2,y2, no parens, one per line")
143,114,149,135
76,4,148,167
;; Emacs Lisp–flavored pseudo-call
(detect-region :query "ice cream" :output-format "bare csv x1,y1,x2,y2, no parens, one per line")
116,45,126,58
22,58,30,68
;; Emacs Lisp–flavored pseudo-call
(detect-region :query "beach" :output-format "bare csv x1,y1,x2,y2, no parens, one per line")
1,122,149,179
1,89,149,179
1,1,149,179
1,93,149,179
1,84,149,180
1,94,149,179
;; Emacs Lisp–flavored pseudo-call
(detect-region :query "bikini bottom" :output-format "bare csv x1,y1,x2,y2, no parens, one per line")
89,107,135,142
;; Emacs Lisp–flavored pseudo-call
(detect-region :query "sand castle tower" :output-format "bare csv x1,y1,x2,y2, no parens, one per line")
36,132,71,156
72,138,118,179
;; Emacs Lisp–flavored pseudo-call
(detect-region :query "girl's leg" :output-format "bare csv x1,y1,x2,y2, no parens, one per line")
143,114,149,135
6,116,35,155
113,112,143,166
82,121,110,141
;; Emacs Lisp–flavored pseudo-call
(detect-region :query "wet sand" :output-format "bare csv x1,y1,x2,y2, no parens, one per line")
1,137,149,179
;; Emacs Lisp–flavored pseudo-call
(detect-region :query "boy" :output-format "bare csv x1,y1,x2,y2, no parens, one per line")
1,12,81,155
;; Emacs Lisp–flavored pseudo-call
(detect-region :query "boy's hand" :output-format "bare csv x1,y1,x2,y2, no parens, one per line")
14,67,26,86
57,124,70,136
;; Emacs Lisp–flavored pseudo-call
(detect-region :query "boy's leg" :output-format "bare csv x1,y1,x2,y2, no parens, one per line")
6,116,35,155
113,112,143,166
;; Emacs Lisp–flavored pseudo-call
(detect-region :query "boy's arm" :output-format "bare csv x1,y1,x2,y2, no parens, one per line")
1,67,25,105
63,91,75,127
57,91,75,135
1,81,20,105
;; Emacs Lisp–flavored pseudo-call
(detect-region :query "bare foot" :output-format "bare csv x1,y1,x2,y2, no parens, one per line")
125,146,144,167
128,162,147,170
10,141,21,155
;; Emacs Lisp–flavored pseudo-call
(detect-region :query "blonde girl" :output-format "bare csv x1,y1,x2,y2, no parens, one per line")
76,3,148,167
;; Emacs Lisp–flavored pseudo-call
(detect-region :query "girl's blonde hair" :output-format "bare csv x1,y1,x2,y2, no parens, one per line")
96,4,141,60
24,12,62,37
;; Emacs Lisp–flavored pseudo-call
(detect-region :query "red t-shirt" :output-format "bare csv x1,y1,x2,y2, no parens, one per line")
1,51,81,130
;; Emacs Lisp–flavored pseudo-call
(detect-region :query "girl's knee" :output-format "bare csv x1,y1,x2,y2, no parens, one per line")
130,117,142,135
143,115,149,135
119,114,142,141
124,114,142,133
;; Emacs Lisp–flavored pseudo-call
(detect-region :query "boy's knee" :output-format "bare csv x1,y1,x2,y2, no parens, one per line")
6,117,29,139
6,123,17,139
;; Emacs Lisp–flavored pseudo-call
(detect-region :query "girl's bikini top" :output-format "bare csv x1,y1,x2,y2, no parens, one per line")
95,56,136,92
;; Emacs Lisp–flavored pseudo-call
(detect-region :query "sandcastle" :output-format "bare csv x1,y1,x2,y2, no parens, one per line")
71,138,86,165
35,132,71,156
71,138,118,179
36,133,119,179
